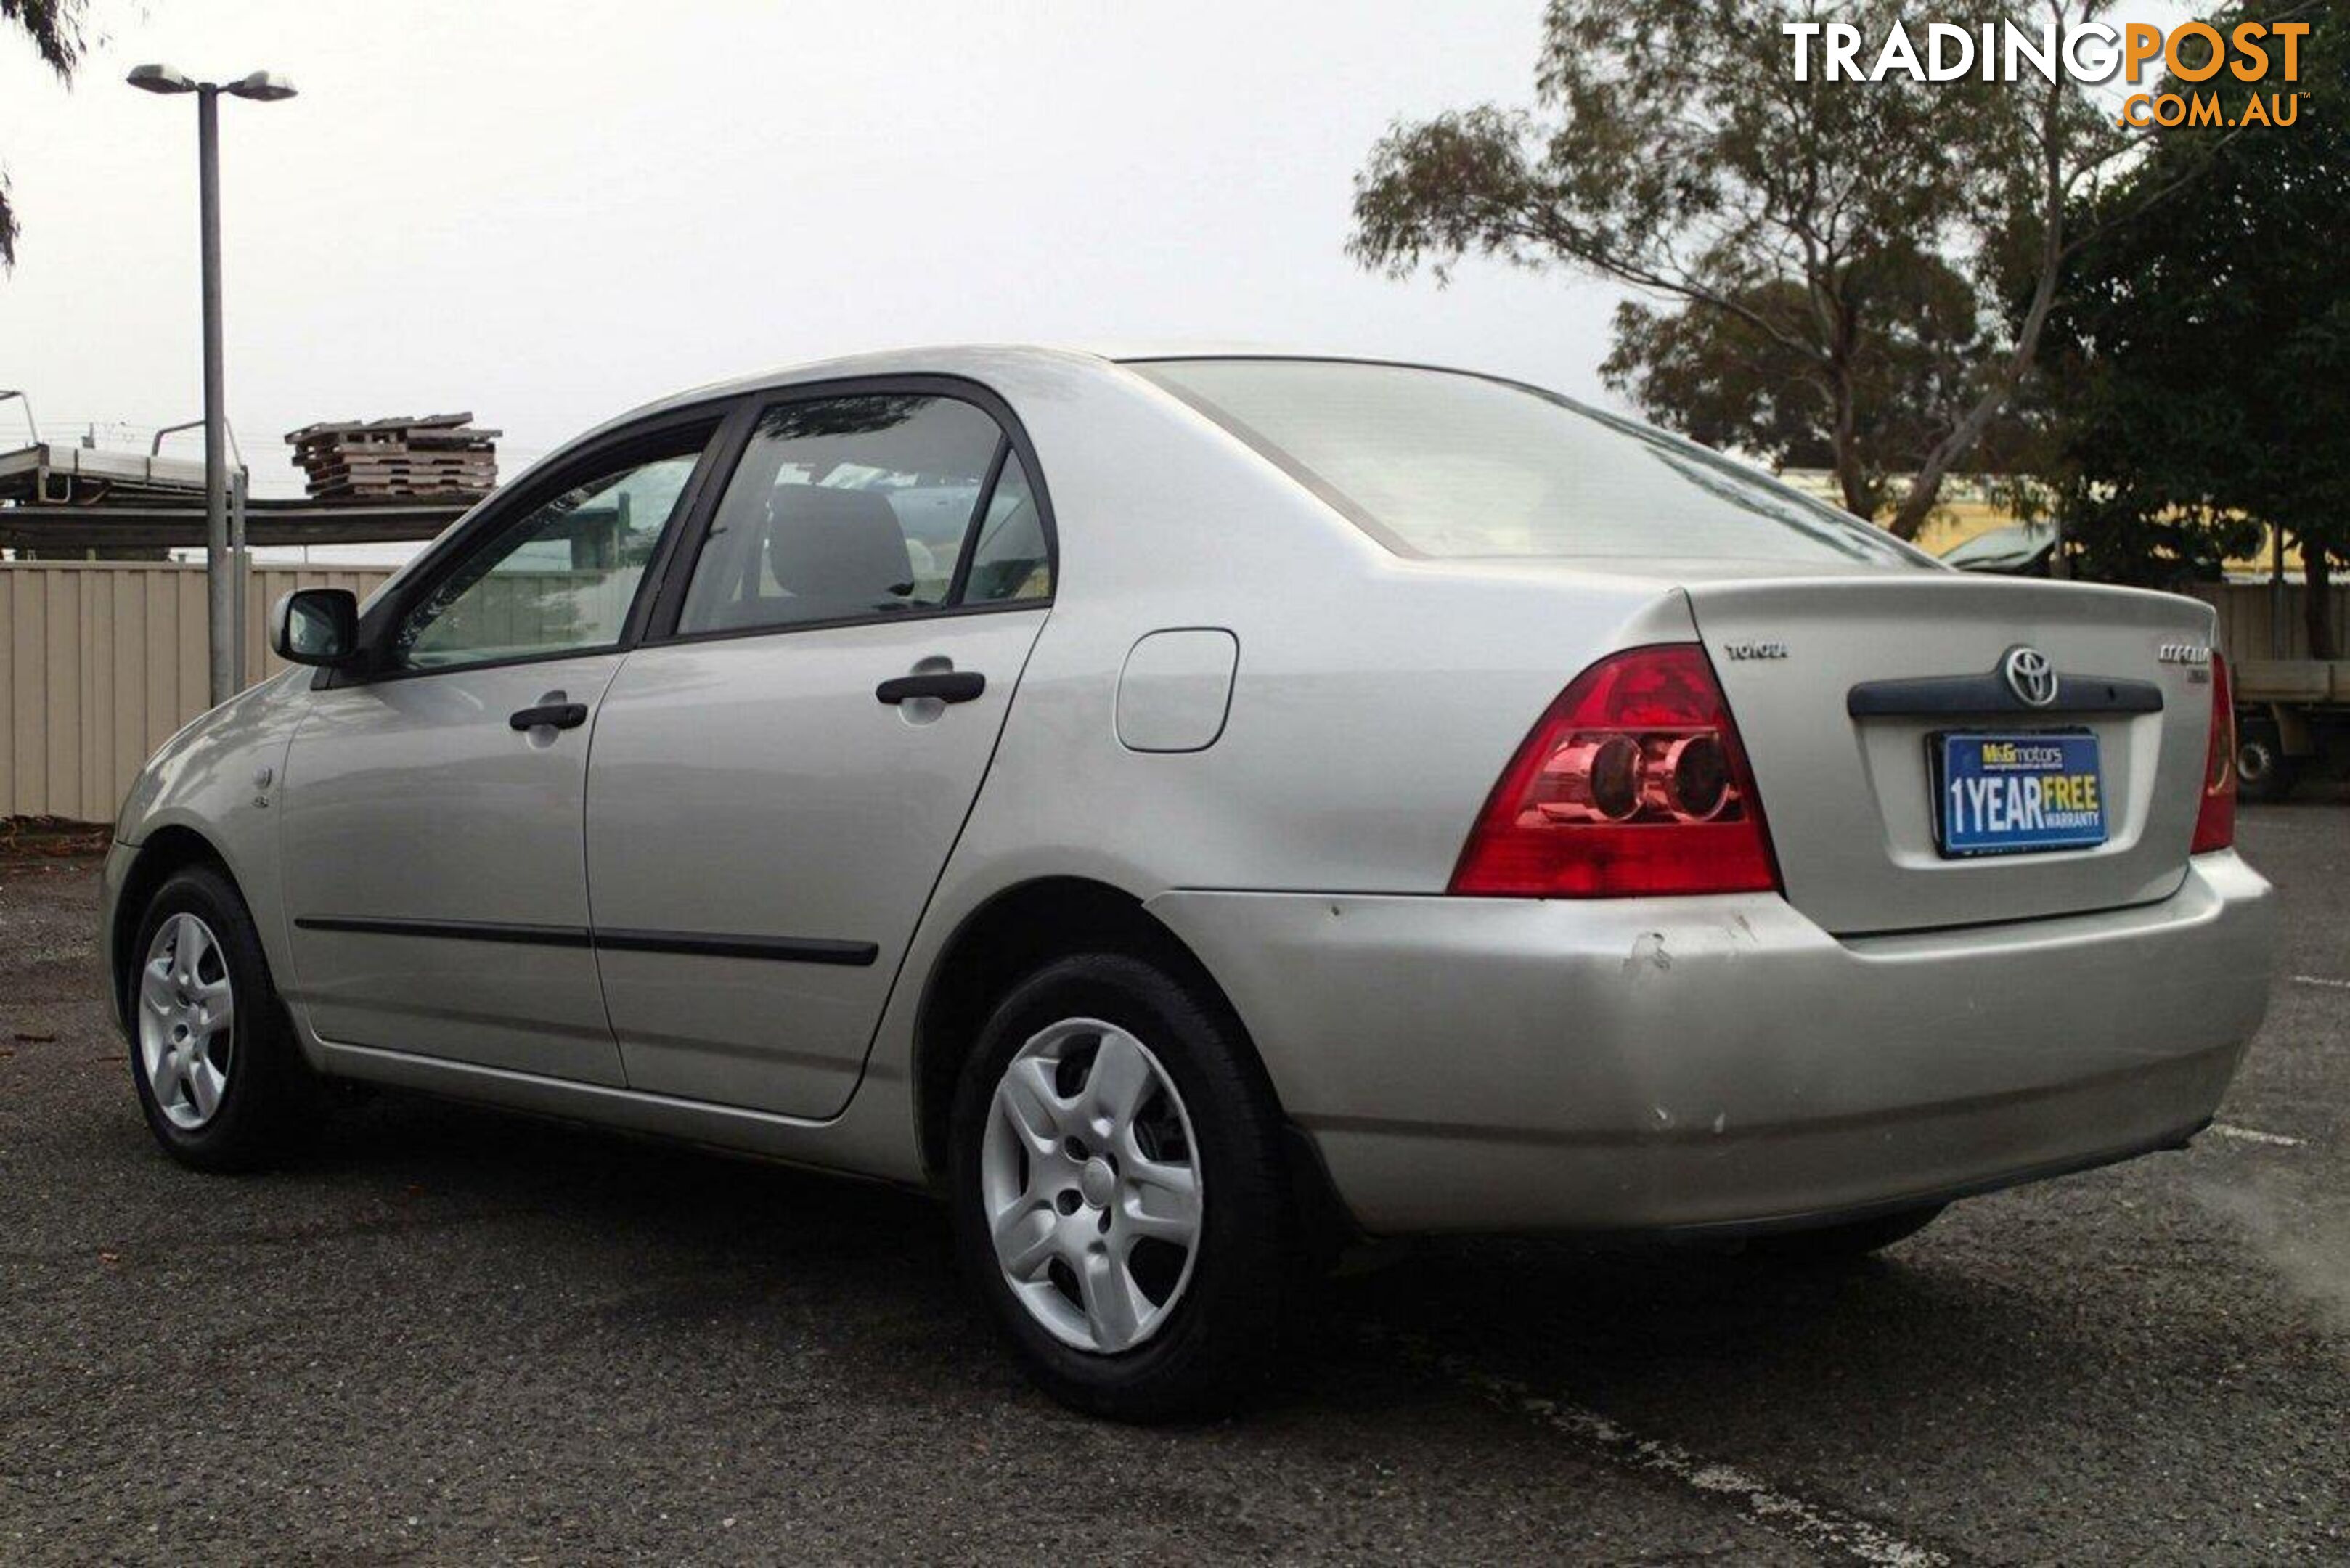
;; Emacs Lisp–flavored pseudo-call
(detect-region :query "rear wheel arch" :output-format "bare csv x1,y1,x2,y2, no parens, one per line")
912,877,1284,1186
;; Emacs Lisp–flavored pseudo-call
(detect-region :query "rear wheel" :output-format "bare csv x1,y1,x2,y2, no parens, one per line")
1744,1203,1945,1262
948,953,1290,1422
127,865,319,1172
2236,717,2301,804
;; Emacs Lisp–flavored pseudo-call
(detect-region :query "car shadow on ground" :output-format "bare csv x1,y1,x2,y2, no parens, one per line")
285,1083,2131,1431
300,1086,958,1274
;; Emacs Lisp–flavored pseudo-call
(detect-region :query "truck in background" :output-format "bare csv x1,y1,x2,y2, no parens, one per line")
2188,581,2350,804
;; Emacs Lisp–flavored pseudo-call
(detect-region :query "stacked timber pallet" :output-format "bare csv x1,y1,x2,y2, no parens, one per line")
285,412,499,501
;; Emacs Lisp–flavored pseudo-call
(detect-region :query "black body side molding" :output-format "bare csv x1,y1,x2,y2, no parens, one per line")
293,917,878,967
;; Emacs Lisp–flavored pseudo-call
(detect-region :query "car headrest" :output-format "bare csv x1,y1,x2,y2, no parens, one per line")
764,486,913,614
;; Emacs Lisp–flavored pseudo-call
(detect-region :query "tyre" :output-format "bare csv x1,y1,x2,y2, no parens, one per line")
948,952,1291,1422
2235,717,2301,804
126,864,319,1172
1744,1203,1945,1262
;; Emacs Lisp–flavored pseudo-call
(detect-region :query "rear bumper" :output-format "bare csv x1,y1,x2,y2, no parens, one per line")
1146,852,2276,1235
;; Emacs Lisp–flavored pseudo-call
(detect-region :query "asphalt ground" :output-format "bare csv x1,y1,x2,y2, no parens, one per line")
1,808,2342,1564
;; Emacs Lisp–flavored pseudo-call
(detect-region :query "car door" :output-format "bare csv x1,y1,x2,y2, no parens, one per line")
280,414,727,1082
586,383,1056,1118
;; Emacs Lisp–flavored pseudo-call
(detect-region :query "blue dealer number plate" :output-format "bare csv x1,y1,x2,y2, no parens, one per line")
1935,731,2106,857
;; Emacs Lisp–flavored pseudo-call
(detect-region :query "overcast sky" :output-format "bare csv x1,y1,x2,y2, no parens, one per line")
3,0,2198,528
1,0,1623,502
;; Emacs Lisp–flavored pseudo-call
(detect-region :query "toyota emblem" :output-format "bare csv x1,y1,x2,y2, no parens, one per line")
2003,646,2058,707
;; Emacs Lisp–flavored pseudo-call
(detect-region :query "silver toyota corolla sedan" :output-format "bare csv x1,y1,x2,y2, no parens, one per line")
103,348,2276,1419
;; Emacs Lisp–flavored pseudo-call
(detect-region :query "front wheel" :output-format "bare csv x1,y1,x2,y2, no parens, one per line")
126,865,319,1172
948,953,1291,1422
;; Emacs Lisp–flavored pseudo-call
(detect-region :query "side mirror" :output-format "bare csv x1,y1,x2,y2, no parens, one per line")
270,588,361,667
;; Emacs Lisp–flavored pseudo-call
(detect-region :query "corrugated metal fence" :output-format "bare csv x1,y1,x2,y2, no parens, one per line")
1,563,393,823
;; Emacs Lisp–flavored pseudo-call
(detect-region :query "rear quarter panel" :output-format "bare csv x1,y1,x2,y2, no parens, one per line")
931,360,1712,899
857,361,1703,1139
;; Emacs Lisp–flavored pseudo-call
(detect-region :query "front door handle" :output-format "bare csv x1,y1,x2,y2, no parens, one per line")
876,671,986,706
509,701,589,732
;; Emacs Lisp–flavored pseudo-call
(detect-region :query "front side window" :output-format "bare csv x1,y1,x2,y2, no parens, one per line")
676,393,1046,636
1135,359,1932,569
393,444,705,671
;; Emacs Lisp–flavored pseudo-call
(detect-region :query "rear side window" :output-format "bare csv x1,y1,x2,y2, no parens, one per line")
676,393,1050,637
1135,359,1930,568
963,453,1050,605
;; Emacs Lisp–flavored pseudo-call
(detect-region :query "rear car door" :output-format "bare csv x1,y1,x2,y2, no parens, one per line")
279,415,726,1081
585,382,1055,1118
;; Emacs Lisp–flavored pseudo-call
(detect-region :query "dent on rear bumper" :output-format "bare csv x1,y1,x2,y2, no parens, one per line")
1146,852,2276,1235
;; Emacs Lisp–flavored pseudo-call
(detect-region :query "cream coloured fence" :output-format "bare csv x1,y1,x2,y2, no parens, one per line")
1,563,396,823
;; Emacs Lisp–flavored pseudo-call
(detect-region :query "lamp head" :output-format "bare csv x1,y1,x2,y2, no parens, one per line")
223,70,298,102
126,63,198,94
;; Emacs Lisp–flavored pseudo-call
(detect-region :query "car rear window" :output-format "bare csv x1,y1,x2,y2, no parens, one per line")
1133,359,1930,568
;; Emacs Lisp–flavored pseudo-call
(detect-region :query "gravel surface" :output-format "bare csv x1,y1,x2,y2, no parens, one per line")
1,809,2342,1564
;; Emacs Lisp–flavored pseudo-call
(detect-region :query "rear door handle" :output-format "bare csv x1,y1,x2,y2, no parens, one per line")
875,671,986,706
509,701,589,731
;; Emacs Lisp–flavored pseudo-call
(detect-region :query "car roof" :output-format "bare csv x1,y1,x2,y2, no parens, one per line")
598,343,1513,429
520,344,1479,494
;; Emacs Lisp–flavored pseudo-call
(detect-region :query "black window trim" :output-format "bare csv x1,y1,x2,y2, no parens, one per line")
640,373,1059,650
945,436,1013,609
318,398,749,690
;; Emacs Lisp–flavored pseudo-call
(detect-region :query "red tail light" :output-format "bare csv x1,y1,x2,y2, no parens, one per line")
2191,649,2237,854
1451,645,1781,897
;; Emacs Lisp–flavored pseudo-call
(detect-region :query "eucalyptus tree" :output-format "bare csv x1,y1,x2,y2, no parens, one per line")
1,0,90,266
1350,1,2252,537
2040,0,2346,651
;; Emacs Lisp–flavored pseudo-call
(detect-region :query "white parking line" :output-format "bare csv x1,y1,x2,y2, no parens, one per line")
1376,1332,1948,1567
2291,973,2350,992
2209,1122,2304,1148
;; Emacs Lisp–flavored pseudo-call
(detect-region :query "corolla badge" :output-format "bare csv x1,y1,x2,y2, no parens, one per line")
2003,645,2058,707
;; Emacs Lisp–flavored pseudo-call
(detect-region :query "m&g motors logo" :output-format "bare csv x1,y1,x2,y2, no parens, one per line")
1979,740,2067,772
1783,17,2311,128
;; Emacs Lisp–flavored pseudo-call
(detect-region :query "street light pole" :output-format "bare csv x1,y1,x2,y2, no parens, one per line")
196,83,231,705
128,64,296,706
